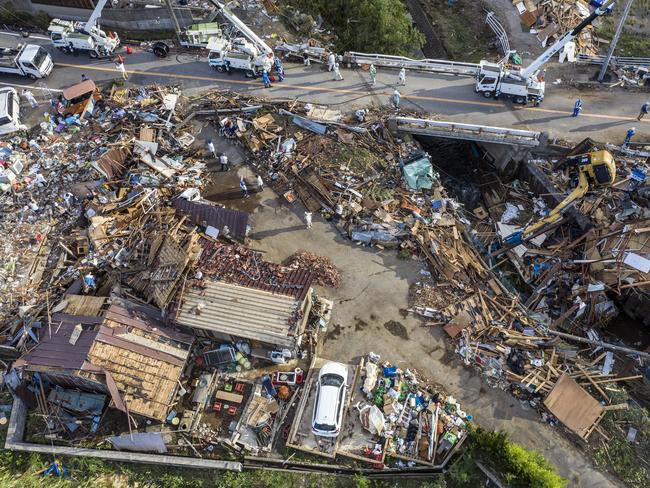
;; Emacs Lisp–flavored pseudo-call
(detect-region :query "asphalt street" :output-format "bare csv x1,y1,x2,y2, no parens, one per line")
1,31,648,144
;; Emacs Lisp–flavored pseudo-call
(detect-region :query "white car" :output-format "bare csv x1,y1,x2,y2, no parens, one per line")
0,87,24,135
312,361,348,437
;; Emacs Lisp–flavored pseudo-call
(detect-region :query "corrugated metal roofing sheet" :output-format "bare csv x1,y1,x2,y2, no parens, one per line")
18,314,102,370
172,199,248,241
176,280,302,348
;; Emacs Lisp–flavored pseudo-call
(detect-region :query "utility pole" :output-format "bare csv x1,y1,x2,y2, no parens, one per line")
165,0,183,44
597,0,634,82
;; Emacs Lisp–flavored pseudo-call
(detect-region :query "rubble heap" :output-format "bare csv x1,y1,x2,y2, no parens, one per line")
183,92,649,449
514,0,600,55
356,353,470,467
283,251,342,288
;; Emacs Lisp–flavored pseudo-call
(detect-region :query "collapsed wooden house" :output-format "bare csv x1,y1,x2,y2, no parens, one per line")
14,297,194,422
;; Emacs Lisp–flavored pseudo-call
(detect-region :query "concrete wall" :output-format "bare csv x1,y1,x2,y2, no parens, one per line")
10,0,199,31
6,397,243,471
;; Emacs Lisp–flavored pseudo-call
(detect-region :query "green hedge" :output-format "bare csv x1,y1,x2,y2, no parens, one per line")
468,428,567,488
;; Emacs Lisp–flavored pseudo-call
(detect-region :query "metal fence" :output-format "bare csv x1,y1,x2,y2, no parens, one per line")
343,52,480,76
577,54,650,68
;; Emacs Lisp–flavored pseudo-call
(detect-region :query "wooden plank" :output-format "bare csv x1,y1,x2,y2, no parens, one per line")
214,390,244,404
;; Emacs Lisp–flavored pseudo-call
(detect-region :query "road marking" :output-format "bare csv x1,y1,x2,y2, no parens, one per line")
0,81,62,92
55,62,646,124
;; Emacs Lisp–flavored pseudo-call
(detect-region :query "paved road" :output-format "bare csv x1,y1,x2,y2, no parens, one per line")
1,31,649,144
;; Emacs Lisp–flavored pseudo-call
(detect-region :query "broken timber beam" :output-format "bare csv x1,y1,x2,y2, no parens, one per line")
548,330,650,359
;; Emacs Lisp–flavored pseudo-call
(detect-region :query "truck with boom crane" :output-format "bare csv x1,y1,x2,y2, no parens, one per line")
475,0,615,104
205,1,274,77
150,1,274,78
47,0,119,58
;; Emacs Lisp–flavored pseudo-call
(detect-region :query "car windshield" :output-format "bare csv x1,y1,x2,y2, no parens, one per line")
320,373,343,388
33,48,48,68
314,422,335,432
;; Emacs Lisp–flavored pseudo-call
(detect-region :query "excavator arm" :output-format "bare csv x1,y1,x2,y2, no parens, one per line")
504,149,616,246
521,172,589,238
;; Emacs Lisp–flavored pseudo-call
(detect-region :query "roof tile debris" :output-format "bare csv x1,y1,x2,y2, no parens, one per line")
197,240,314,301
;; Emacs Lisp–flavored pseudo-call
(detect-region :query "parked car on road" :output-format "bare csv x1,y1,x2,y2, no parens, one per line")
312,361,348,437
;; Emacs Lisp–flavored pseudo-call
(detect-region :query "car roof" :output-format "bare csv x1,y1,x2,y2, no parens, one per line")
314,384,341,424
63,80,96,100
319,361,348,379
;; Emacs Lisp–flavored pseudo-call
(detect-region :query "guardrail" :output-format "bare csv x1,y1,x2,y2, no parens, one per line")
391,117,541,147
576,54,650,67
485,11,510,62
343,52,480,76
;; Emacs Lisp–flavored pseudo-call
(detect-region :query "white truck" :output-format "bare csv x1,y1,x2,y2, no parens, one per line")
0,44,53,79
206,1,274,78
0,87,25,135
47,0,119,58
475,0,615,104
207,37,272,78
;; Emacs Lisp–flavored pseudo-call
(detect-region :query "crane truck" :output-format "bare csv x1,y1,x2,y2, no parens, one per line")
505,149,616,245
475,0,615,104
47,0,119,58
206,1,274,78
149,1,274,77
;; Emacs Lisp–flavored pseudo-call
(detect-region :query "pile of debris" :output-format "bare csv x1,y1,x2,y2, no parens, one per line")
0,84,206,339
353,352,470,467
283,251,342,288
514,0,600,55
411,137,650,441
181,93,455,254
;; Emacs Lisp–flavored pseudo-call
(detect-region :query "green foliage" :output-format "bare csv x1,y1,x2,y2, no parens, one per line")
592,388,650,488
446,454,481,486
353,473,369,488
594,437,649,487
416,0,492,62
468,428,567,488
0,453,368,488
596,2,650,58
397,249,411,260
287,0,424,55
0,3,51,30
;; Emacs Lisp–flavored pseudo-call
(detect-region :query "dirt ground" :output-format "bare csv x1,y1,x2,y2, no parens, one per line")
200,128,623,487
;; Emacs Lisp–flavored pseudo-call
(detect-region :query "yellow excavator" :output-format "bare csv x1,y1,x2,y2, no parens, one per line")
505,149,616,245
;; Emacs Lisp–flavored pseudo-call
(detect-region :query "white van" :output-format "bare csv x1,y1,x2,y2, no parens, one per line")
0,88,24,135
312,361,348,437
